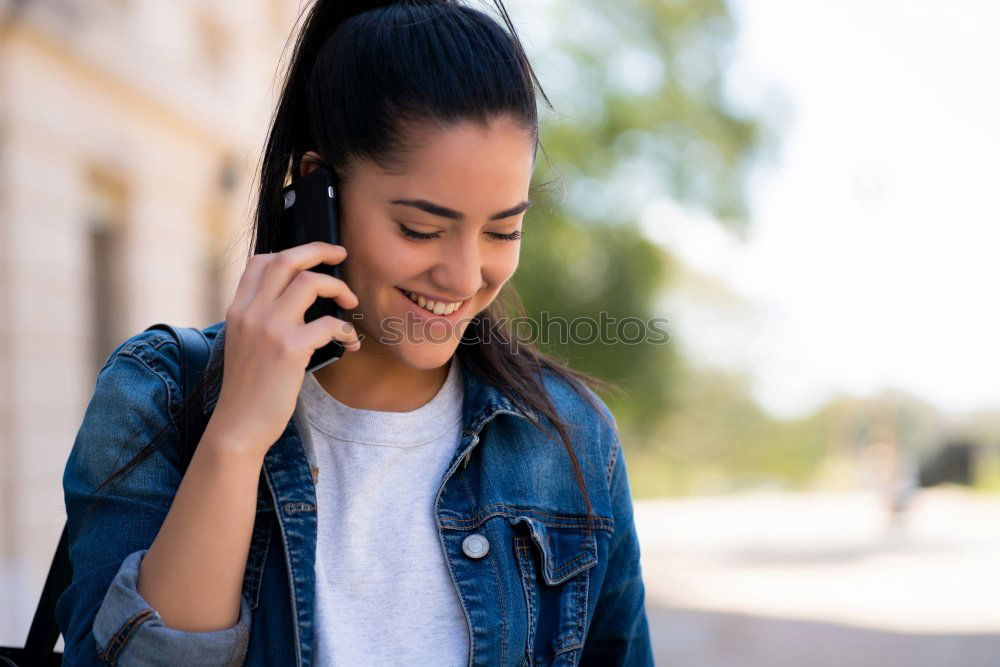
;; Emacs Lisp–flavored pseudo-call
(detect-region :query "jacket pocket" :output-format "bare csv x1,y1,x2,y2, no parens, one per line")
511,516,597,666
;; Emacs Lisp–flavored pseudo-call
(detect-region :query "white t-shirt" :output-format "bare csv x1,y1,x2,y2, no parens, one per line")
292,356,470,667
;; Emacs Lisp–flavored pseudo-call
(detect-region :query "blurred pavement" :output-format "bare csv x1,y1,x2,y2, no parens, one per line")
636,488,1000,666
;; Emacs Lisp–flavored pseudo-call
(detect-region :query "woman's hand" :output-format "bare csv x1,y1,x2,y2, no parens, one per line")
209,241,361,455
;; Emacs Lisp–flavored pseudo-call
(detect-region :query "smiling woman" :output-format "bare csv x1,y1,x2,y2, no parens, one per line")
296,117,533,374
57,1,654,665
292,118,535,378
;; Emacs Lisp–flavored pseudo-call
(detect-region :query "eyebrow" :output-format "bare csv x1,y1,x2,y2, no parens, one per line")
389,198,531,221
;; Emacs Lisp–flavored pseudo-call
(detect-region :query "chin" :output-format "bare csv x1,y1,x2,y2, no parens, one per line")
393,341,458,370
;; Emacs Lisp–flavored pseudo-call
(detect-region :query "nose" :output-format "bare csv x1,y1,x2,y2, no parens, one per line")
430,231,484,301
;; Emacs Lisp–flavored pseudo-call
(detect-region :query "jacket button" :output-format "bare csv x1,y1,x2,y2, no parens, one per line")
462,534,490,559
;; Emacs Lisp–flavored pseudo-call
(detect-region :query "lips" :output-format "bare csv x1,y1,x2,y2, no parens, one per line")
395,287,469,321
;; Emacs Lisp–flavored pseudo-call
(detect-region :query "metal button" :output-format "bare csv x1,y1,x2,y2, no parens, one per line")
462,534,490,559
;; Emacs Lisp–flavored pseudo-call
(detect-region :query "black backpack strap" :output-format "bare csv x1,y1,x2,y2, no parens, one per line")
20,524,71,665
20,324,212,664
143,323,212,451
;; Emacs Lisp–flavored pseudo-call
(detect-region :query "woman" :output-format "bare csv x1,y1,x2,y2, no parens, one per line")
57,1,654,665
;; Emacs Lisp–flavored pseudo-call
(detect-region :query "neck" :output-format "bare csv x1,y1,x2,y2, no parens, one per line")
311,345,452,412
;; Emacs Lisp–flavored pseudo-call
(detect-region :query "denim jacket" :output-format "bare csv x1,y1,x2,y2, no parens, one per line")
56,320,654,666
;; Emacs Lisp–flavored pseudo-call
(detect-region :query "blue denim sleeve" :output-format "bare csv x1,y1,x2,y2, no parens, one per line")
91,549,250,666
580,435,655,666
55,338,252,666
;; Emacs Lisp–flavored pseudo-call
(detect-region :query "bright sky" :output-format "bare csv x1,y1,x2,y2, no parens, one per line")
636,0,1000,419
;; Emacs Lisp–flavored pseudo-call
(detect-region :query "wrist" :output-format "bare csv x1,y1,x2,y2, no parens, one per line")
200,418,270,464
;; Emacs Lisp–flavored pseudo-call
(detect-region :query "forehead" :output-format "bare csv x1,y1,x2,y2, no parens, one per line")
356,117,536,210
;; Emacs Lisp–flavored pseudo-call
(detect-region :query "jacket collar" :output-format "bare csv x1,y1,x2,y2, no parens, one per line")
201,321,538,433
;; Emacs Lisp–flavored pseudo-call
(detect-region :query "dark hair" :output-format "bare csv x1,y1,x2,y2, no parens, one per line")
83,0,622,534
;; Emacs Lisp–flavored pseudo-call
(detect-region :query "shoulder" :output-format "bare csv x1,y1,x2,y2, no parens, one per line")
536,367,622,489
70,328,191,482
95,328,178,399
95,321,223,408
538,368,617,428
99,329,175,372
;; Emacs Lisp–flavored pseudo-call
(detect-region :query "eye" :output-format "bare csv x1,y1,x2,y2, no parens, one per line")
397,222,522,242
397,223,441,241
487,230,523,241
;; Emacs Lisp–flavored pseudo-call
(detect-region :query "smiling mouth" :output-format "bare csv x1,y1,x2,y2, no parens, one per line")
396,287,468,317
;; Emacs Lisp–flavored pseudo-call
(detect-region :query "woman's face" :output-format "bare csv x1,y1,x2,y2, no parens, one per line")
305,115,535,370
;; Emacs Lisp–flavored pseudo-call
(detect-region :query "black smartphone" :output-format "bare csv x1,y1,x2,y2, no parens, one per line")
276,163,347,373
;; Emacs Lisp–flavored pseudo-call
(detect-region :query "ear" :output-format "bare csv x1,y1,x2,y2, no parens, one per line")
300,150,323,177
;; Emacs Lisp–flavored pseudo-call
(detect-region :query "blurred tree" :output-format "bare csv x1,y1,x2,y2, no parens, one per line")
514,0,769,443
632,361,830,495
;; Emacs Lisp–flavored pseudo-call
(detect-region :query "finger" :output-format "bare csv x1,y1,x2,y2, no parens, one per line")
298,315,362,352
273,270,360,322
256,242,347,305
229,253,274,313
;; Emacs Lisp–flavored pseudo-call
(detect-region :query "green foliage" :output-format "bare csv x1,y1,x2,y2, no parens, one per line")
514,0,769,443
628,363,831,496
513,205,677,440
537,0,766,227
974,447,1000,492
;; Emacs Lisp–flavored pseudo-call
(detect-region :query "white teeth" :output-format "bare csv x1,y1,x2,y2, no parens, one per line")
402,289,462,315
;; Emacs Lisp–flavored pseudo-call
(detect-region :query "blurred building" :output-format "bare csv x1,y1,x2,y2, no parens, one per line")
0,0,297,643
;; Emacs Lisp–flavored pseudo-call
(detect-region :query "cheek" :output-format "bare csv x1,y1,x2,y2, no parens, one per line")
340,221,407,284
485,246,520,288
